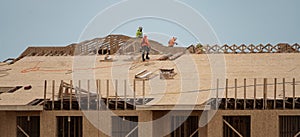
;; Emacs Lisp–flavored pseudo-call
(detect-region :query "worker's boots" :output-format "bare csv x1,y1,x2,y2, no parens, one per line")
146,53,150,60
142,54,145,61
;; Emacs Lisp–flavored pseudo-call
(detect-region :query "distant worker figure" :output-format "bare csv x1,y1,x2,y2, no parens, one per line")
136,26,143,38
141,35,150,61
168,37,178,47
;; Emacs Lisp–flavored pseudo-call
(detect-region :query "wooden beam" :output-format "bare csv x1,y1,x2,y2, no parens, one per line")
283,78,286,109
190,128,200,137
52,80,55,110
225,79,228,110
78,80,81,110
43,80,47,110
60,80,63,110
124,80,127,110
274,78,277,109
106,80,109,109
17,125,30,137
96,79,100,110
68,116,71,137
234,79,237,109
254,78,256,109
216,79,219,109
294,130,300,137
134,79,136,109
223,119,243,137
70,80,72,110
263,78,267,109
115,80,118,110
293,78,295,109
87,80,90,110
125,125,138,137
143,80,145,105
244,78,246,109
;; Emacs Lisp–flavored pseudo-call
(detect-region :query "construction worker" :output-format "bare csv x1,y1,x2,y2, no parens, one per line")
136,26,143,38
168,37,178,47
141,35,150,61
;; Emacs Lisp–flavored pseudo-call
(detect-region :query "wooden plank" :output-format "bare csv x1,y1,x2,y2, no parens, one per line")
115,80,118,110
234,79,237,109
225,79,228,110
78,80,81,110
283,78,286,109
223,120,243,137
293,78,295,109
68,116,71,137
124,80,127,110
133,79,136,109
216,79,219,109
244,78,246,109
52,80,55,110
294,130,300,137
70,80,72,110
96,79,100,110
263,78,267,109
106,80,109,109
43,80,47,110
61,80,63,110
125,125,138,137
17,125,30,137
87,80,90,110
254,78,256,109
274,78,277,109
143,80,145,105
190,128,200,137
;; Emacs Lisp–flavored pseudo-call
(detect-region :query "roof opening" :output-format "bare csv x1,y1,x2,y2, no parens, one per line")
0,86,22,94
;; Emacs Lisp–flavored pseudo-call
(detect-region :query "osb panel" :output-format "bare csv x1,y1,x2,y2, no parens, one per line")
207,110,300,137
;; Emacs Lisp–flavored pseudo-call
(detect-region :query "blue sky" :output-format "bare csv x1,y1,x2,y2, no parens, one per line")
0,0,299,60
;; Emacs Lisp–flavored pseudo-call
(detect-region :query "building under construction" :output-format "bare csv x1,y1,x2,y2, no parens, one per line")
0,35,300,137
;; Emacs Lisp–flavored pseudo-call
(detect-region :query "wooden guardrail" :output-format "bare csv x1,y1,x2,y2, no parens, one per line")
188,43,300,54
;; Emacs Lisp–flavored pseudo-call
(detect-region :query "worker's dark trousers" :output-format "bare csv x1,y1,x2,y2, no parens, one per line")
142,53,149,61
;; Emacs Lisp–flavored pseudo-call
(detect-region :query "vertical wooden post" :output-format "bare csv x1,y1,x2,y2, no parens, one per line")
106,80,109,109
263,78,267,109
293,78,295,109
115,80,118,110
124,80,127,110
96,80,99,110
244,78,246,109
225,79,228,110
274,78,277,109
43,80,47,110
87,80,90,110
234,79,237,109
133,79,136,109
216,79,219,109
52,80,55,110
283,78,286,109
99,79,101,110
78,80,81,110
69,80,72,110
61,80,63,110
254,78,256,109
68,116,71,137
143,80,145,105
96,80,100,110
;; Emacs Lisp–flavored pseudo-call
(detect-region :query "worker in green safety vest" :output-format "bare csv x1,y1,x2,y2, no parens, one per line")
136,26,143,38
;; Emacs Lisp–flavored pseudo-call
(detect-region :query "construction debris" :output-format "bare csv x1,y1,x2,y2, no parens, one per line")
135,69,156,80
159,68,177,79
